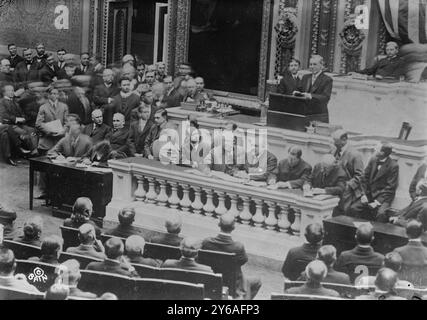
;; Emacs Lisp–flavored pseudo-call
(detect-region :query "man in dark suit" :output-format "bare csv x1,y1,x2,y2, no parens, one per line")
277,58,302,95
86,237,139,277
392,179,427,227
7,44,24,71
92,69,120,110
393,220,427,287
66,86,92,125
110,113,131,156
82,109,112,144
282,223,323,280
124,235,161,267
201,213,262,300
56,48,67,71
348,143,399,222
296,55,333,123
163,76,184,108
143,108,174,159
409,163,427,202
0,59,15,87
162,237,213,273
151,213,183,247
104,207,144,238
66,223,106,260
298,245,351,285
39,53,60,83
127,103,153,155
34,43,48,65
303,154,347,198
106,78,140,127
75,52,90,75
268,146,312,189
48,114,92,158
335,224,384,280
14,48,42,86
286,260,340,297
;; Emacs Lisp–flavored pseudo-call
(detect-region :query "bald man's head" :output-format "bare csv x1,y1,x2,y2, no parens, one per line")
406,220,423,239
180,237,201,259
306,260,328,283
92,109,103,125
375,268,398,292
305,223,324,245
355,224,374,246
165,213,182,234
219,213,235,233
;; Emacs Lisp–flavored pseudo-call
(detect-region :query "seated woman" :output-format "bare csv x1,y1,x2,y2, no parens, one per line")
82,140,126,167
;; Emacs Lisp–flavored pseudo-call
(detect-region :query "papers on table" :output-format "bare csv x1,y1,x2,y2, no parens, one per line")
51,158,69,164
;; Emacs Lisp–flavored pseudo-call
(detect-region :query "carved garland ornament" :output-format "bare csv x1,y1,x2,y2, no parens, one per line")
339,15,366,56
275,8,298,49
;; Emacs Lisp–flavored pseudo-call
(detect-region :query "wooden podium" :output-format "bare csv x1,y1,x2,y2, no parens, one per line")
268,93,329,132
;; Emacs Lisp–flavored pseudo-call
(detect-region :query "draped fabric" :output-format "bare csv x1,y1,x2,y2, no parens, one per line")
377,0,427,44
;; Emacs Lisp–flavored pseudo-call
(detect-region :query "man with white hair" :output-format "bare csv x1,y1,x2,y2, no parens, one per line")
0,59,14,86
122,54,135,66
82,109,112,144
303,153,347,197
110,112,132,156
66,223,106,260
92,69,120,110
183,78,204,104
124,235,161,267
297,54,333,123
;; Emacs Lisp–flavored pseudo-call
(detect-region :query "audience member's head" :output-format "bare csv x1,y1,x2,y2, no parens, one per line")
8,43,18,56
145,71,156,85
80,52,90,67
23,216,43,241
98,292,118,300
375,268,398,293
288,57,301,74
113,113,125,130
332,129,348,150
0,59,11,73
125,235,145,258
195,77,205,91
122,54,135,66
118,207,135,227
119,77,132,93
218,213,235,234
180,237,201,259
305,260,328,284
355,223,374,246
377,142,393,160
102,69,114,85
304,223,324,245
309,55,324,74
105,238,124,260
0,248,16,276
156,62,166,74
91,109,103,126
386,41,399,58
165,213,182,235
23,48,33,62
60,259,81,286
383,252,403,273
47,86,60,102
186,78,197,96
406,219,423,239
288,146,302,166
154,108,168,126
316,245,337,268
72,197,93,223
35,43,46,56
57,48,67,62
78,223,96,245
45,283,69,300
163,76,174,92
136,61,145,77
2,84,14,99
41,235,63,260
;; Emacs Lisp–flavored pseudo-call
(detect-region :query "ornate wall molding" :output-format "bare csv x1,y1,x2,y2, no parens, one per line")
258,0,273,99
167,0,178,74
174,0,191,70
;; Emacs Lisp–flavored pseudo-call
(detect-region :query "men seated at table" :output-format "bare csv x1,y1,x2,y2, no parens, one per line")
28,235,63,265
347,143,399,222
63,197,101,237
355,268,406,300
48,114,93,159
268,146,312,189
393,220,427,287
392,179,427,227
14,216,43,246
66,223,106,260
86,237,139,277
61,259,97,299
352,42,404,80
0,248,40,293
335,224,384,280
150,213,183,247
104,207,144,239
285,260,340,297
297,245,351,285
124,235,161,267
282,223,323,281
277,58,302,95
82,109,112,145
161,237,213,273
110,113,131,156
144,108,175,159
302,154,347,198
201,213,261,300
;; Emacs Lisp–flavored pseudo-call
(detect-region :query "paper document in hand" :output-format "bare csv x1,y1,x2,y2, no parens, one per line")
44,119,63,134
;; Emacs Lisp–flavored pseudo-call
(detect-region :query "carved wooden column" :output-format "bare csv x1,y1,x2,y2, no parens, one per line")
168,182,180,209
134,175,146,201
239,196,252,225
191,186,204,214
265,201,278,230
203,189,216,217
179,184,192,212
252,199,265,228
145,177,158,204
215,192,227,217
156,179,168,206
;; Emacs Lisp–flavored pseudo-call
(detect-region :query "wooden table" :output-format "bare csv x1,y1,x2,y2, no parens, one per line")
29,157,113,225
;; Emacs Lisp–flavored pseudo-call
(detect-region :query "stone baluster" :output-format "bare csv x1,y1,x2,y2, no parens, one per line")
277,205,291,233
168,182,180,209
215,191,227,217
227,194,240,218
291,208,301,236
180,184,192,212
265,201,278,231
145,177,158,204
156,179,168,206
239,196,252,225
203,189,216,217
134,175,146,201
191,186,204,214
252,199,265,227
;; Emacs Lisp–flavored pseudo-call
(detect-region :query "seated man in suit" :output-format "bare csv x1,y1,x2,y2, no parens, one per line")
110,113,131,156
162,237,213,273
61,259,97,299
104,207,144,239
144,108,174,159
29,235,63,265
298,245,351,285
335,224,384,280
181,126,211,170
282,223,324,281
127,102,153,156
82,140,127,167
63,197,100,237
39,53,59,83
268,146,312,189
66,224,106,260
356,268,406,300
92,69,120,110
163,76,184,109
151,213,183,247
0,248,40,293
82,109,112,145
48,114,93,159
86,237,139,277
7,44,24,71
393,220,427,287
124,235,161,267
303,154,347,198
392,179,427,227
106,78,140,127
286,260,340,297
14,216,43,247
348,143,399,222
408,162,427,202
0,204,17,240
277,58,302,95
201,213,262,300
